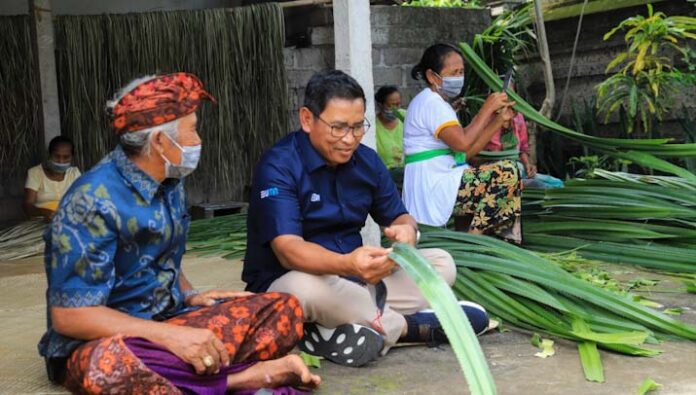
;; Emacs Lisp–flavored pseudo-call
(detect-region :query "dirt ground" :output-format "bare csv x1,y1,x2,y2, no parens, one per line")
1,254,695,394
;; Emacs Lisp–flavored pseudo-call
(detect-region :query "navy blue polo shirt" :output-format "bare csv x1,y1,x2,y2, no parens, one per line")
242,130,407,292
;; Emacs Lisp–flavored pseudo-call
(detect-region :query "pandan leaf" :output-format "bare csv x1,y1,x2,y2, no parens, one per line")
683,280,696,294
534,338,556,359
662,308,683,316
638,378,662,395
573,318,605,382
299,351,322,368
389,243,497,395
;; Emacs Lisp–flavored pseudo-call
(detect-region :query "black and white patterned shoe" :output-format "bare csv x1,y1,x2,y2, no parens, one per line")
299,323,384,367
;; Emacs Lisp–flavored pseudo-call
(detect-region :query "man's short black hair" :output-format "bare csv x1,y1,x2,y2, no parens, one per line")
303,70,366,116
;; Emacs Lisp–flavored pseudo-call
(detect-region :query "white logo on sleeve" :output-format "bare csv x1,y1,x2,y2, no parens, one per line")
260,187,279,199
310,193,321,202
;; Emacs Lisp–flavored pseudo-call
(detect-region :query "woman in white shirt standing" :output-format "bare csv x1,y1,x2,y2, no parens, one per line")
23,136,81,221
402,43,523,243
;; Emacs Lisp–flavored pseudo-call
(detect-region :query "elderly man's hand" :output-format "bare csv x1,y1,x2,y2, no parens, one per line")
347,246,395,284
384,224,417,246
160,325,230,375
186,290,254,307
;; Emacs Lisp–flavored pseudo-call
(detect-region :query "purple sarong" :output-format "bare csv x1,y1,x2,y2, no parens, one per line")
124,337,309,395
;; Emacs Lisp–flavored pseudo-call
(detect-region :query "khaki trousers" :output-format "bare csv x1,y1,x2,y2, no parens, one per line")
268,248,456,353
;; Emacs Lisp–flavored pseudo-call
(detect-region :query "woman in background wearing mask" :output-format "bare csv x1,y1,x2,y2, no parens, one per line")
23,136,81,221
39,73,319,394
375,85,405,169
402,43,523,243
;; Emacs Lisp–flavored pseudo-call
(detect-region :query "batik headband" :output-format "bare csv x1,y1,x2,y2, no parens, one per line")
111,72,216,135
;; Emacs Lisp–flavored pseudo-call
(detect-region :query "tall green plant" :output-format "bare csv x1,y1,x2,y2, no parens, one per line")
471,3,535,76
596,4,696,135
460,3,535,123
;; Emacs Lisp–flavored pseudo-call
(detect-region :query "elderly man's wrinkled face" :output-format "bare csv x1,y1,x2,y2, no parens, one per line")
160,113,200,165
300,98,367,167
155,113,202,179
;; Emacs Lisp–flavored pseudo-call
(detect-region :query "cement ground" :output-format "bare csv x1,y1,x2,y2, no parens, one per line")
1,254,695,394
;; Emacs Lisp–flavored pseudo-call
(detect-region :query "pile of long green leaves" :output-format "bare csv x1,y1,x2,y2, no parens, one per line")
418,229,696,382
522,171,696,272
54,4,289,203
187,213,247,260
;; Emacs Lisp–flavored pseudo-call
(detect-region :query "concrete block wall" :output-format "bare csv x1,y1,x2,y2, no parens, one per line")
284,5,491,130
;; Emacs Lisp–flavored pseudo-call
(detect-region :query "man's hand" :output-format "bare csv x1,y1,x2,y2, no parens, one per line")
186,290,254,307
384,224,417,246
346,246,395,284
159,324,230,375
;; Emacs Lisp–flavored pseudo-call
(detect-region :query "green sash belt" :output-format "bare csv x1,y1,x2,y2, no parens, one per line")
477,148,520,161
404,148,467,167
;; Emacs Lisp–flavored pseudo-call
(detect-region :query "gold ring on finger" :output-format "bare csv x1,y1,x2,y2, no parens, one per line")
202,355,214,368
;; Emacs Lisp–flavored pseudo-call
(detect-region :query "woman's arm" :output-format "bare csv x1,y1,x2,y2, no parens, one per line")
437,92,514,158
439,110,512,158
22,188,54,220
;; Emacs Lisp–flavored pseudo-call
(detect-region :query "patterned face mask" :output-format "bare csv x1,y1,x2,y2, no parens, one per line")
160,132,202,179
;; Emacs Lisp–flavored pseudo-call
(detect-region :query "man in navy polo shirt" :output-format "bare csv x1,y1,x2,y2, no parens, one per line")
243,70,489,367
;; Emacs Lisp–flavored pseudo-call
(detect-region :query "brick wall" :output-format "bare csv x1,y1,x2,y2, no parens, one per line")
284,5,491,130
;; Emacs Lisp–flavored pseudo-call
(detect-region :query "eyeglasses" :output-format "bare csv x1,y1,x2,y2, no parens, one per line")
313,113,371,138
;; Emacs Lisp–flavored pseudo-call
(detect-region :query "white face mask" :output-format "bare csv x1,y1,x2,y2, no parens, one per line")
47,160,71,173
160,132,202,179
435,72,465,98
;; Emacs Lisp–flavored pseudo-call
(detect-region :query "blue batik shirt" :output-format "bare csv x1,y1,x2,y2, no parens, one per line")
38,146,190,359
242,130,407,292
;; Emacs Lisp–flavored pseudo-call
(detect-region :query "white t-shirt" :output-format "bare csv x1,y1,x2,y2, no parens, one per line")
25,164,81,210
403,88,467,226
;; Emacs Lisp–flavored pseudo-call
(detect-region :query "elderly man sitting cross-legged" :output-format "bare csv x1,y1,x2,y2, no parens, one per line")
243,70,490,368
39,73,320,394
